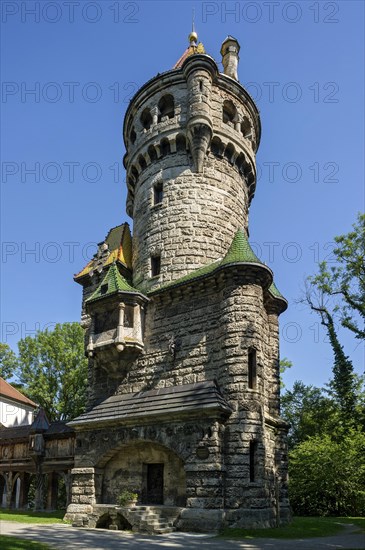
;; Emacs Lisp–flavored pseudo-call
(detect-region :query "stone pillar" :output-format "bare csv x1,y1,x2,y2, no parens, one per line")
64,467,96,527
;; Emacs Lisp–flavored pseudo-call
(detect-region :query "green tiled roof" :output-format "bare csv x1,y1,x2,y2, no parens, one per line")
268,282,285,299
86,263,138,303
221,229,263,265
150,229,268,295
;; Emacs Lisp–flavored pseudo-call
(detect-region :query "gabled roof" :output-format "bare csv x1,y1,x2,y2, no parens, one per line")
74,223,132,282
68,380,232,428
86,263,140,304
0,378,37,408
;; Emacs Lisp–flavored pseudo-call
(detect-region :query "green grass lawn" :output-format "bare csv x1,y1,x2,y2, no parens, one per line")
0,535,53,550
0,509,66,524
219,516,365,539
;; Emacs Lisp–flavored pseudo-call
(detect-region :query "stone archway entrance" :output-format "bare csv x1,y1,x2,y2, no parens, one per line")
100,441,186,507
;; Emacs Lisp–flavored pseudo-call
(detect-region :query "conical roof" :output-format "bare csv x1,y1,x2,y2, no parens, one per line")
86,263,139,304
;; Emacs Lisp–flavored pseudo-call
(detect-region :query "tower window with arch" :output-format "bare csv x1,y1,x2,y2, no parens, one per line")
130,127,137,145
222,99,238,125
241,117,252,140
140,108,153,130
158,94,175,123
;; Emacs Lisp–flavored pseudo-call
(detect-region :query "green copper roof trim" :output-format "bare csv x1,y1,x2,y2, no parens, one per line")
86,263,139,303
268,282,285,300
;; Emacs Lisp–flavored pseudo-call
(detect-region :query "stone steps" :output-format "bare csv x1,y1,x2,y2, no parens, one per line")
126,506,176,534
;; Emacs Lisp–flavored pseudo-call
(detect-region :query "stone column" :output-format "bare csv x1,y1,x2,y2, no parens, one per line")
64,467,96,527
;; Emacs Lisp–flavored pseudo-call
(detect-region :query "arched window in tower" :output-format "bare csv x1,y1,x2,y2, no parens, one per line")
160,138,171,157
158,94,175,123
241,117,252,140
248,348,257,389
235,152,246,175
140,108,153,130
130,127,137,145
176,134,186,152
138,155,147,172
224,143,235,164
148,144,158,162
210,136,224,158
222,100,237,124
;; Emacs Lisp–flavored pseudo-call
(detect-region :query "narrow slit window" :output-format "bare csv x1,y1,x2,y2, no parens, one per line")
249,440,257,482
151,255,161,277
248,348,257,389
154,182,163,205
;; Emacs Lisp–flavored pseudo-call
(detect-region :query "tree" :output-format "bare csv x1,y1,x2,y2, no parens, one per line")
310,212,365,340
16,323,87,422
0,343,18,380
281,381,339,449
301,214,365,424
289,430,365,516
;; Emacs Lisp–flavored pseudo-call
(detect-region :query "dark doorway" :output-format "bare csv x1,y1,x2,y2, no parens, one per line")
143,463,164,504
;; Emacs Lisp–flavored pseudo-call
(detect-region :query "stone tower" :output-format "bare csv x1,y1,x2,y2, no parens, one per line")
65,32,290,532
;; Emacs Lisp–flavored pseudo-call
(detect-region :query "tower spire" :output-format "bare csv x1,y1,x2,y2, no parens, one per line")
188,9,198,46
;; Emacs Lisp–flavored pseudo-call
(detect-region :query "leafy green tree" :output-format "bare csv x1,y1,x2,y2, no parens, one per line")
16,323,87,422
310,213,365,340
289,430,365,516
302,215,365,424
0,343,18,380
281,381,339,449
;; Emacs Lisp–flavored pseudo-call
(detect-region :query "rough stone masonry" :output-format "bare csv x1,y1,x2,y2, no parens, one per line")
65,32,291,533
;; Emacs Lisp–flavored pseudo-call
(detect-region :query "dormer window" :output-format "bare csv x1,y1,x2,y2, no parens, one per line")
100,284,108,295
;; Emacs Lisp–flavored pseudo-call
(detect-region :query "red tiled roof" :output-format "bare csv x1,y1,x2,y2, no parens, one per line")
0,378,37,408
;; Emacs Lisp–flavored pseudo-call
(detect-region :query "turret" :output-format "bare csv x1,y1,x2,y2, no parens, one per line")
123,34,261,292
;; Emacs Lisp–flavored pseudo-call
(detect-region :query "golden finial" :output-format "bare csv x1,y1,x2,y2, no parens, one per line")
188,9,198,45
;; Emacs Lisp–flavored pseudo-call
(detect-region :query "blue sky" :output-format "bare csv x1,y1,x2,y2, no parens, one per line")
1,0,364,389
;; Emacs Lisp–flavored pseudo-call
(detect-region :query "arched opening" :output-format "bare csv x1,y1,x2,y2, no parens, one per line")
148,144,158,162
131,166,139,182
140,108,153,130
160,138,171,157
130,127,137,145
235,152,246,175
223,100,237,124
158,94,175,122
138,155,147,172
176,134,186,152
241,117,252,139
224,143,235,164
210,136,224,158
100,441,186,507
10,474,21,509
